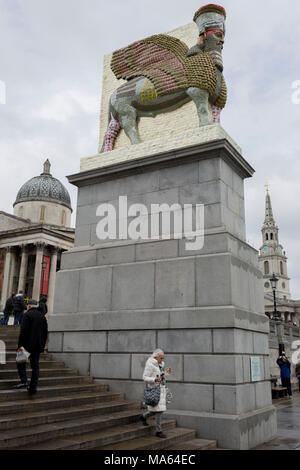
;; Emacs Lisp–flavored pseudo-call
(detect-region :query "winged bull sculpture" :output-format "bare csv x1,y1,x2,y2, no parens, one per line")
101,4,227,152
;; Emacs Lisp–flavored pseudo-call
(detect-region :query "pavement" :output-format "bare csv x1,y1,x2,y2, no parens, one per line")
254,391,300,450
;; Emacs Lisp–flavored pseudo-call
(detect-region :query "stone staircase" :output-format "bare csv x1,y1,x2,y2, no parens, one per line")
0,326,217,450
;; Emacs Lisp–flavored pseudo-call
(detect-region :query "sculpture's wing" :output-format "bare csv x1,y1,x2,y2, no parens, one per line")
111,34,189,96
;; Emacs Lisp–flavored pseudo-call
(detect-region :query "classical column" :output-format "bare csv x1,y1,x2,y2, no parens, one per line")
17,245,29,293
47,248,59,316
8,249,17,296
32,243,45,301
0,247,12,309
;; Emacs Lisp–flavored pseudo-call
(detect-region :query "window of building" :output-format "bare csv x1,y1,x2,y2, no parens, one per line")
282,282,286,289
264,282,270,289
280,262,284,275
61,210,66,226
264,261,270,275
40,206,46,222
18,206,24,218
270,233,274,240
266,234,269,241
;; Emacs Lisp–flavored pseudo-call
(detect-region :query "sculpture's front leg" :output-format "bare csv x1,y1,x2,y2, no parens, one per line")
186,87,212,127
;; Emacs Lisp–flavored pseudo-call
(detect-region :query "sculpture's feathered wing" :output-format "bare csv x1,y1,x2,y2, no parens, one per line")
111,34,227,108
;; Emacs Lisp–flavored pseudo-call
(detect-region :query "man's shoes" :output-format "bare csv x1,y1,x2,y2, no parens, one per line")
156,432,167,438
12,383,28,389
27,386,37,395
139,415,149,426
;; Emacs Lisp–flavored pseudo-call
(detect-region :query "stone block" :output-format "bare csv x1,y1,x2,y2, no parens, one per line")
264,357,271,380
76,203,99,227
179,231,228,258
95,379,144,402
255,381,273,409
179,181,228,206
243,355,251,383
253,332,269,355
131,354,183,382
93,310,170,331
159,162,198,190
167,383,214,412
157,330,212,353
96,244,136,266
74,224,90,247
77,185,95,207
51,353,91,376
136,239,178,261
213,329,253,354
220,159,234,188
53,270,80,314
195,255,231,306
198,158,221,184
247,407,277,450
108,331,156,353
214,384,256,414
63,332,107,352
61,249,97,270
78,267,112,312
112,263,155,310
184,355,244,384
155,258,195,308
48,332,63,352
90,354,131,379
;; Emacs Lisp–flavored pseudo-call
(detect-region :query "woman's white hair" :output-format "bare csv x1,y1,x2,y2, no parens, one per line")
152,349,164,358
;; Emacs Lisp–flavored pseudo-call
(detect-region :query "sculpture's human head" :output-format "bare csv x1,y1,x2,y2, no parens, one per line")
194,4,226,71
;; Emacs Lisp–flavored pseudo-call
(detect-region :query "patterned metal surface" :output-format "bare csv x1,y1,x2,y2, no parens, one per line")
14,174,71,209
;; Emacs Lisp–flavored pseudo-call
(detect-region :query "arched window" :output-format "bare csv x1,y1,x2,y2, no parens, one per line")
61,210,66,226
280,261,284,275
18,206,24,218
266,234,269,241
264,261,270,275
270,233,274,240
39,206,46,222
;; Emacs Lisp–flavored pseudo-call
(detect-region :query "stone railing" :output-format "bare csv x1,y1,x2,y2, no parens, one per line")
269,319,300,345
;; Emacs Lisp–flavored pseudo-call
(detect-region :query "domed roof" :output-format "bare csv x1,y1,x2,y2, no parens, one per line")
14,160,72,210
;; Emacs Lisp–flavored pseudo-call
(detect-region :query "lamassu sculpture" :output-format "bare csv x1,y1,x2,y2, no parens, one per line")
102,4,227,152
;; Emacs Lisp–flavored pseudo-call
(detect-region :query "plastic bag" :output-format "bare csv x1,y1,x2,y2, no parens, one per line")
16,347,30,363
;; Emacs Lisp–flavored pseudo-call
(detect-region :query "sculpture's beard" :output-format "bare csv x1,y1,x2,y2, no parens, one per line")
208,50,223,72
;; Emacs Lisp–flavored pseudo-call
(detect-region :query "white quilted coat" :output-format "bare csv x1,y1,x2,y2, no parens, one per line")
143,357,169,412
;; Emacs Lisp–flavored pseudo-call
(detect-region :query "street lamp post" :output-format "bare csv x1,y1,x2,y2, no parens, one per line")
270,273,285,355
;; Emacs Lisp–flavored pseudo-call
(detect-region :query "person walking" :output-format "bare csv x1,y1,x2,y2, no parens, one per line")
38,295,48,316
14,299,48,395
277,353,293,397
140,349,172,438
12,290,26,326
3,293,15,325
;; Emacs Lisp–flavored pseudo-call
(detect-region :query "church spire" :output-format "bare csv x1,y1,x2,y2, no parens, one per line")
264,185,275,224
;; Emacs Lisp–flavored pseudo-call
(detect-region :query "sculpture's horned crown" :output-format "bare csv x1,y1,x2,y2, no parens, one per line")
193,4,226,36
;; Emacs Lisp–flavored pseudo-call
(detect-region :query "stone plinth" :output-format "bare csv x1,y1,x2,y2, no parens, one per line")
49,135,277,450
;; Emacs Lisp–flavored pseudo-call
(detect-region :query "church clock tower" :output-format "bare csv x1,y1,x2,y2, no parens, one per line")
259,188,291,300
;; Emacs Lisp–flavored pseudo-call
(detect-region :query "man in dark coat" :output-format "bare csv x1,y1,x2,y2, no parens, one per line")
3,293,15,325
38,295,48,316
14,300,48,395
12,290,26,326
277,353,293,397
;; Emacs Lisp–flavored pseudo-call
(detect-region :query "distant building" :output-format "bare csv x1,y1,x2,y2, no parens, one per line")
258,188,300,326
0,160,75,314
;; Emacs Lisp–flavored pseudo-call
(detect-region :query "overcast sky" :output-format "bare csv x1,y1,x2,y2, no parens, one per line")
1,0,300,297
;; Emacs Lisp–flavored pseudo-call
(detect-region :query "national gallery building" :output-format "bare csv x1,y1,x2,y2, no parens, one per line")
0,160,75,314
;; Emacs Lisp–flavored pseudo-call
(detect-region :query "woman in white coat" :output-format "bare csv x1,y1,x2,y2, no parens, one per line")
140,349,172,438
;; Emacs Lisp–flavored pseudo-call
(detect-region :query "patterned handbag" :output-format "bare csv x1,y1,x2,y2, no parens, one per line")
143,383,161,407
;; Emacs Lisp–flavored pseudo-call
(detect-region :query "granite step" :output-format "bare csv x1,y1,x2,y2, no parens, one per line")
0,409,144,449
97,426,196,451
0,400,141,431
0,368,78,379
0,374,93,390
0,390,123,415
11,419,177,450
0,383,108,402
0,360,65,370
166,438,217,450
4,352,52,361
